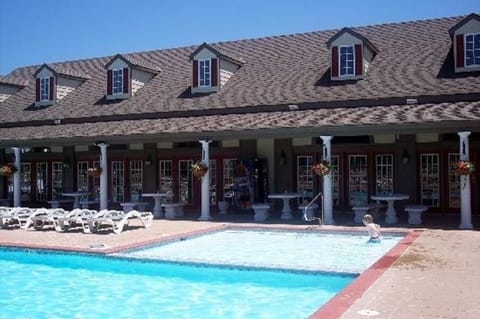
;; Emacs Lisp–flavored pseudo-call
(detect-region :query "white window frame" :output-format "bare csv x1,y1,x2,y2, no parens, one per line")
339,45,355,77
464,33,480,67
112,68,123,94
40,77,50,101
199,59,211,87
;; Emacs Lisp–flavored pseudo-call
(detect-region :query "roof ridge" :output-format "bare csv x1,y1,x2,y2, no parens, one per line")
5,14,470,76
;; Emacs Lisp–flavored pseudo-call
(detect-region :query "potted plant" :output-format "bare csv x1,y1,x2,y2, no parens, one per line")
0,164,17,177
312,161,332,176
88,166,102,177
455,160,475,176
191,161,208,179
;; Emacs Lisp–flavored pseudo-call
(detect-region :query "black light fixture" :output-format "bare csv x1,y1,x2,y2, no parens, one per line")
402,149,410,165
280,150,287,166
63,157,71,169
145,154,153,166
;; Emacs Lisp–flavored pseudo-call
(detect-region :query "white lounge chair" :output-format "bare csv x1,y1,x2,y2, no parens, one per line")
55,209,109,232
86,210,153,234
21,208,68,230
0,207,41,229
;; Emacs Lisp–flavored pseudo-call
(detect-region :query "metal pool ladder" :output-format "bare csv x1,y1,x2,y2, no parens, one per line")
303,192,323,226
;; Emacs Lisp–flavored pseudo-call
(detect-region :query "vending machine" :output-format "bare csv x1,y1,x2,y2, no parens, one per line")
232,158,268,210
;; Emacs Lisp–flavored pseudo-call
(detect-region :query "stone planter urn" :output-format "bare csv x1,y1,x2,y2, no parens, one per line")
218,201,229,214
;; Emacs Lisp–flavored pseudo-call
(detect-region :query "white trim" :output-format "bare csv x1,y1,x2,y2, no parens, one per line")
112,68,123,95
464,32,480,68
198,59,211,87
339,45,355,77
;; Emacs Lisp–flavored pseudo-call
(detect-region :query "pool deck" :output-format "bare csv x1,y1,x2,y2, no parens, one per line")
1,211,479,319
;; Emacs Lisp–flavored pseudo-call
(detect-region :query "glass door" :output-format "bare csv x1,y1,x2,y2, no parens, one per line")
178,160,193,205
348,155,368,206
420,153,440,207
448,153,460,210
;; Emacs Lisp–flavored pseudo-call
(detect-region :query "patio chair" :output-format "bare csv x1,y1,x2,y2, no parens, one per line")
85,210,153,234
0,207,42,229
22,208,69,230
56,209,111,232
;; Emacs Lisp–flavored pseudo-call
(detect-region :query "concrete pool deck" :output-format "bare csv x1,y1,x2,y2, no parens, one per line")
1,213,479,319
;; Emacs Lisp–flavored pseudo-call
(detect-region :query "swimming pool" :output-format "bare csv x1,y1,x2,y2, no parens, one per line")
0,228,406,318
117,229,404,273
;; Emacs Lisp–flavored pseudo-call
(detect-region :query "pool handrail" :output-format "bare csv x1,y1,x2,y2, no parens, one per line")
303,192,323,225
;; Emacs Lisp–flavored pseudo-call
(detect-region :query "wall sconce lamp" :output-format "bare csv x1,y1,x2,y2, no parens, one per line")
145,154,153,166
280,150,287,167
402,149,410,165
63,157,71,169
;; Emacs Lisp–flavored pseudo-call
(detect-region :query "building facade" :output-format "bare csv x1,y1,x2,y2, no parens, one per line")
0,14,479,224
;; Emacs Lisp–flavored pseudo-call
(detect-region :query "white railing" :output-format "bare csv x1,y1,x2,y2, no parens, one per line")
303,192,323,226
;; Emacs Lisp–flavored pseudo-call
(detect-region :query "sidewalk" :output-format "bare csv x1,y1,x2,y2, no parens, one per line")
339,229,480,319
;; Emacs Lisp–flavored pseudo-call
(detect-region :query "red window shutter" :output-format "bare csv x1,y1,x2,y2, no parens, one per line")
123,68,129,94
107,70,112,95
456,34,464,68
192,60,198,88
211,58,218,87
355,44,363,76
35,78,40,101
331,46,339,77
49,77,54,100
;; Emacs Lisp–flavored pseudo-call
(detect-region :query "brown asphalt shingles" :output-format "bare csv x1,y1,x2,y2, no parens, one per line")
0,15,479,136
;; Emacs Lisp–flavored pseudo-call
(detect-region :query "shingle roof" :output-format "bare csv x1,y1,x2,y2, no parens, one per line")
0,75,29,87
105,53,162,73
32,63,90,80
0,14,479,140
0,100,479,147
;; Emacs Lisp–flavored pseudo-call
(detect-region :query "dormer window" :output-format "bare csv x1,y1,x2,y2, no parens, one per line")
39,77,50,101
106,66,129,99
465,33,480,67
189,42,242,95
449,13,480,73
340,45,354,76
199,59,211,87
33,63,87,107
34,75,54,106
112,69,124,94
327,28,378,81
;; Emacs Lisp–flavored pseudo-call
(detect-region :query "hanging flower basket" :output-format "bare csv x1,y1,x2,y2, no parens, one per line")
0,164,17,177
312,161,332,176
455,160,475,176
88,167,102,177
192,161,208,180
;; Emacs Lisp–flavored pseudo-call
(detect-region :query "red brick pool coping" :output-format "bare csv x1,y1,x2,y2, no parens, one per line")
309,230,422,319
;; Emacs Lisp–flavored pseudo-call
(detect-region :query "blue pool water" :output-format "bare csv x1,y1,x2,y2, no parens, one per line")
0,229,404,318
0,248,353,319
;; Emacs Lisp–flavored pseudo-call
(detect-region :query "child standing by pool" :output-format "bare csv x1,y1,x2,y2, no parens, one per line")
363,214,381,243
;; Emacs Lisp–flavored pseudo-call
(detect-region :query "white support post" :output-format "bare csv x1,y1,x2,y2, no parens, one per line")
199,139,212,221
458,131,472,229
12,147,21,207
98,143,109,210
321,136,334,225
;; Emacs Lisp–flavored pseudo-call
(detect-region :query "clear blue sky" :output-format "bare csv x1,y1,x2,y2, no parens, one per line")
0,0,478,75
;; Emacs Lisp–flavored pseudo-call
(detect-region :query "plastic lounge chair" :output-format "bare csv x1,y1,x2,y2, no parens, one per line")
22,208,68,230
0,207,40,229
56,209,110,233
86,210,153,234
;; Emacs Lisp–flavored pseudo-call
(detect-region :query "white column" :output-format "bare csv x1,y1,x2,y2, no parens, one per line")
98,143,109,210
321,136,334,225
198,139,212,221
458,131,472,229
12,147,21,207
